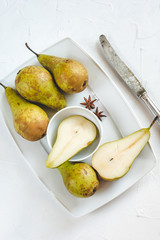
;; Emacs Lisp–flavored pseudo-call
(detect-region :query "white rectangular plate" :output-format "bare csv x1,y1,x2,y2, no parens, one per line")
0,38,156,217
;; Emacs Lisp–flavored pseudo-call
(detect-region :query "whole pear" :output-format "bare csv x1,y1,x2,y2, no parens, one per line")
0,83,49,141
58,161,99,198
25,43,88,94
15,65,66,110
92,117,158,181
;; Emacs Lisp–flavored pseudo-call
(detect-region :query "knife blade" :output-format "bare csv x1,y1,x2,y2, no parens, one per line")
99,34,160,124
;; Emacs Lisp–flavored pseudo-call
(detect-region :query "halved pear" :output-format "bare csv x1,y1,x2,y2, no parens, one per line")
91,118,157,180
46,115,97,168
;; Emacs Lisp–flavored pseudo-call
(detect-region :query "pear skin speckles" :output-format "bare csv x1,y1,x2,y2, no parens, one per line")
58,161,99,198
15,65,66,110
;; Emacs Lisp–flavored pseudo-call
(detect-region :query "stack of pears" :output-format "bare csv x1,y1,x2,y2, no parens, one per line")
4,42,89,141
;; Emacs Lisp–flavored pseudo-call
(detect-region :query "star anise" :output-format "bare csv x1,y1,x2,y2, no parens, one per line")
94,107,106,121
80,95,96,110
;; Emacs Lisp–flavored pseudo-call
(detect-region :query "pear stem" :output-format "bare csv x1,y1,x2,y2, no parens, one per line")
25,43,39,57
0,83,6,89
58,161,72,171
148,116,159,129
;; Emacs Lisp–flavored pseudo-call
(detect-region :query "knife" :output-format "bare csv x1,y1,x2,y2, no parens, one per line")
99,34,160,124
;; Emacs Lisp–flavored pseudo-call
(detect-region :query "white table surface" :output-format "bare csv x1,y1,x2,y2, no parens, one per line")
0,1,160,239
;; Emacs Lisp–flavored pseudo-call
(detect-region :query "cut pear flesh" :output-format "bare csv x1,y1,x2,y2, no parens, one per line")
46,115,97,168
91,128,150,180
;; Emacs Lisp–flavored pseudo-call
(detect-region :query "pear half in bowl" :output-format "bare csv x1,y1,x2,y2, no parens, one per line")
46,106,103,168
46,115,97,168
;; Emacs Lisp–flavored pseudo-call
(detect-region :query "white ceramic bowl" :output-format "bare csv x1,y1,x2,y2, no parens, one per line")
46,106,103,161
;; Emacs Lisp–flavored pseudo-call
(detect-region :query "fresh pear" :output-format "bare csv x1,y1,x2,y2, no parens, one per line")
91,117,158,181
25,43,88,94
15,65,66,110
46,115,97,168
58,161,99,198
0,83,49,141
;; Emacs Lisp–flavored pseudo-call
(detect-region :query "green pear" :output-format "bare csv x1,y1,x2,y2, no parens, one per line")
15,65,66,110
25,43,88,94
46,115,97,168
91,117,158,181
0,83,49,141
58,161,99,198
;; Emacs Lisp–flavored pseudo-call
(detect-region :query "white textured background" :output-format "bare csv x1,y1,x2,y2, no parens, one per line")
0,0,160,239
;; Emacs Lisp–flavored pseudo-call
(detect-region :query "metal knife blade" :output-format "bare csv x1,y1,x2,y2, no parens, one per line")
99,34,160,123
